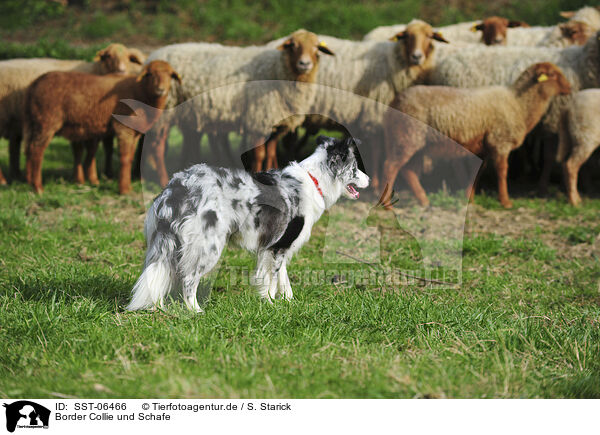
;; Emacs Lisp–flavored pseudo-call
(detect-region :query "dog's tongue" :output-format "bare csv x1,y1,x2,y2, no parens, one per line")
346,184,359,199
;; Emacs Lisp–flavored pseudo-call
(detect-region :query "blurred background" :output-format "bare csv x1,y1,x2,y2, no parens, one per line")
0,0,592,60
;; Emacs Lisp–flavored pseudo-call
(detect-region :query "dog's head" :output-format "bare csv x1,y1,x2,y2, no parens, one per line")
317,136,369,199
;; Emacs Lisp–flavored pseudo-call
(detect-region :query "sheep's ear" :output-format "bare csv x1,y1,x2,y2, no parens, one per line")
559,10,575,19
432,31,449,43
390,31,406,41
470,23,484,32
317,41,334,55
276,38,294,50
508,20,528,28
136,65,149,82
171,70,182,84
558,22,574,37
129,53,143,65
94,48,107,62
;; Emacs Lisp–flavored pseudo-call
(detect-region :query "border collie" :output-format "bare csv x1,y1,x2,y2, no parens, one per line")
127,136,369,312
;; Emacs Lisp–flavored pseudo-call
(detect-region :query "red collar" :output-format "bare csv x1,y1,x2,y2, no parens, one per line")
307,171,323,198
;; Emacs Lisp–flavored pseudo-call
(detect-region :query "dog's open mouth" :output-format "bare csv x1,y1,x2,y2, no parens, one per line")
346,184,359,199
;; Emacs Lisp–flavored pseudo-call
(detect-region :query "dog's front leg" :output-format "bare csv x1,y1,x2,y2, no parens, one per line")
277,261,293,301
254,250,274,302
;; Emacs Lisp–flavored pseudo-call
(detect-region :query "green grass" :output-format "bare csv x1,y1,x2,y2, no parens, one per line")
0,0,593,58
1,137,599,398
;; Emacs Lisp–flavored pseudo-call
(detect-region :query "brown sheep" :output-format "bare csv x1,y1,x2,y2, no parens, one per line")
381,62,571,209
471,16,529,45
24,60,180,194
0,43,146,185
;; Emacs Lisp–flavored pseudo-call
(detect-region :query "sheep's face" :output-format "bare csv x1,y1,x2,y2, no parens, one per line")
559,21,592,46
391,20,448,66
95,43,145,75
137,60,182,98
277,30,334,79
532,62,571,96
471,16,528,45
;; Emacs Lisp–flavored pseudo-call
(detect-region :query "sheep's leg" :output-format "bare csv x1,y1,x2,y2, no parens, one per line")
370,141,383,193
26,133,53,194
103,136,114,179
563,144,595,207
180,128,202,168
84,139,100,186
8,129,22,181
379,160,404,209
491,152,512,208
151,127,170,188
451,158,470,189
401,159,429,207
466,159,487,202
252,138,266,172
538,133,557,195
116,131,138,195
207,132,220,166
265,137,279,170
72,141,85,185
222,133,238,168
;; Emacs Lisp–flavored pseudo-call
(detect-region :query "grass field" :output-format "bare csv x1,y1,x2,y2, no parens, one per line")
0,136,599,398
0,0,593,60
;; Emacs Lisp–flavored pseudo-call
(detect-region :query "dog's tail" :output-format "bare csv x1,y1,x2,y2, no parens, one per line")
126,228,177,311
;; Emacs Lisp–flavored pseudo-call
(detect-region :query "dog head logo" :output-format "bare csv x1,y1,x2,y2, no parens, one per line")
3,401,50,432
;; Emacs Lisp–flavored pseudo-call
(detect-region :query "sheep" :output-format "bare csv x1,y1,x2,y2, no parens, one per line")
363,16,528,45
144,30,334,183
429,30,600,191
382,62,571,209
290,19,450,191
507,10,599,48
23,60,181,194
364,20,477,44
0,43,146,185
556,89,600,206
364,6,599,47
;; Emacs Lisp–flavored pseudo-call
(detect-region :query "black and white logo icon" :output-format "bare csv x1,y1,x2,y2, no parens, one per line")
3,401,50,433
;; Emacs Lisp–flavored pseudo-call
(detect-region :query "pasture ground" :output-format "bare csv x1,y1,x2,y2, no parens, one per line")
0,136,599,398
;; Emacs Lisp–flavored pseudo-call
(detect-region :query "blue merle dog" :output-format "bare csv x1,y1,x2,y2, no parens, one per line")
127,136,369,312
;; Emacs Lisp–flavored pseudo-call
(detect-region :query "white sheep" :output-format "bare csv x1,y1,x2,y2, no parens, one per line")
429,31,600,191
382,62,571,208
144,30,334,182
364,6,600,47
507,7,600,48
430,31,600,136
294,20,451,191
556,88,600,206
364,20,480,45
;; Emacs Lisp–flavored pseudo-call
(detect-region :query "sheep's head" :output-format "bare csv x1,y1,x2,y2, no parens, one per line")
559,21,592,46
525,62,571,96
390,19,448,66
470,16,529,45
277,29,334,81
95,43,146,75
136,60,182,99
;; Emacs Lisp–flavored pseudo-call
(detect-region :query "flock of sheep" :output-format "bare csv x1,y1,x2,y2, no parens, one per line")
1,6,599,207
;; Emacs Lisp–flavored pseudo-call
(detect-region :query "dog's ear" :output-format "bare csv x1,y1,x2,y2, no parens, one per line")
345,137,361,156
316,135,334,147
